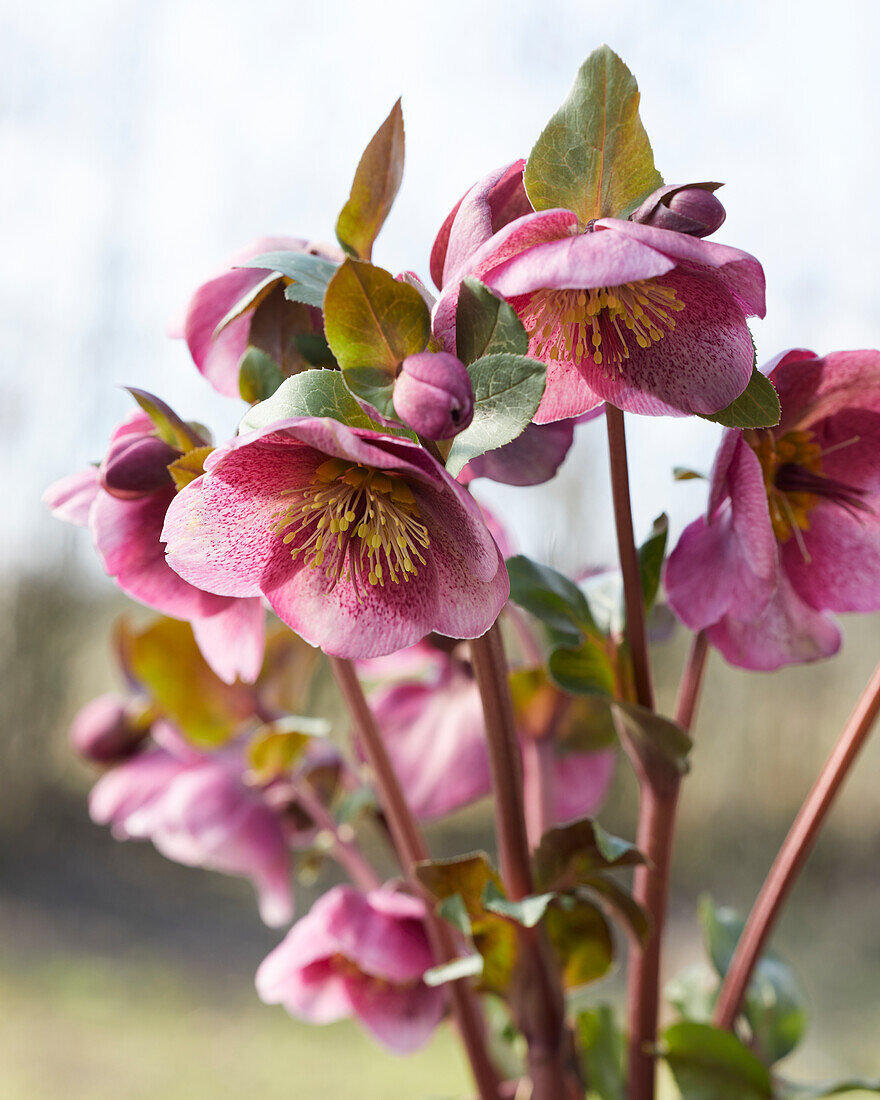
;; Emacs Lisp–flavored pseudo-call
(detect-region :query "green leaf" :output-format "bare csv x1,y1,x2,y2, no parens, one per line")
292,333,337,368
342,365,398,421
336,98,405,262
122,616,255,747
673,466,706,481
167,445,213,491
506,555,599,644
612,701,692,787
548,640,616,697
579,877,650,946
214,272,282,336
445,353,547,476
699,897,808,1064
416,852,502,916
324,258,430,376
455,278,529,364
638,513,668,611
524,45,662,225
239,369,380,434
126,388,205,452
437,893,473,937
578,1005,625,1100
661,1021,773,1100
534,818,644,893
238,346,285,404
700,366,781,429
240,251,340,309
423,953,484,988
481,882,556,928
545,897,614,988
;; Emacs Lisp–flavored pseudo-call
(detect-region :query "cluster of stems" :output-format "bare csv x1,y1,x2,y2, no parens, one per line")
324,408,879,1100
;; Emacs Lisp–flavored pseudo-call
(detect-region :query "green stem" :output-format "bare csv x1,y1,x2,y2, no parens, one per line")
329,657,503,1100
714,658,880,1030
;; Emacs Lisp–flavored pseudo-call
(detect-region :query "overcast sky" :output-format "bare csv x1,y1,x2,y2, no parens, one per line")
4,0,880,581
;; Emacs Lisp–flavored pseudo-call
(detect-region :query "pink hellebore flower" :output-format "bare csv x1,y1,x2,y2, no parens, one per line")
89,721,294,926
362,641,616,824
665,349,880,670
43,410,264,684
432,161,766,421
256,884,444,1054
179,237,340,399
161,419,509,659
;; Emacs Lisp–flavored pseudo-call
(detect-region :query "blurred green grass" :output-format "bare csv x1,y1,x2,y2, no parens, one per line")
0,951,472,1100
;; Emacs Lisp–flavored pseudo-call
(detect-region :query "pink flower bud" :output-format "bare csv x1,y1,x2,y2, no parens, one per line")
630,182,726,238
70,694,146,763
100,434,178,499
393,351,474,440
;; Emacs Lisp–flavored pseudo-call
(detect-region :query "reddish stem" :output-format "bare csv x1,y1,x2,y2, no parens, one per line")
714,658,880,1030
329,657,502,1100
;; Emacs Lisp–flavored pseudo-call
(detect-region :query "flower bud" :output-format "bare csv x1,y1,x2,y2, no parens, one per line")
630,182,726,238
393,352,474,440
100,434,178,499
70,694,147,763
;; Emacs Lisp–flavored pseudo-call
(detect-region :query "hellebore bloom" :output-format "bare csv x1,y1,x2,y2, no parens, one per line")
256,884,444,1053
70,693,148,763
162,419,509,659
630,182,726,238
178,237,341,399
44,410,264,684
432,161,765,421
393,351,474,440
89,722,294,926
665,349,880,670
362,640,616,824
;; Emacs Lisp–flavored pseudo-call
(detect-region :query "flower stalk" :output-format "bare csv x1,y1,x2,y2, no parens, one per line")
329,657,503,1100
714,658,880,1029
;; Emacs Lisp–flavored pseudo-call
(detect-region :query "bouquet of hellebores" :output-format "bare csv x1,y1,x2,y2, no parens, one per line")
47,46,880,1100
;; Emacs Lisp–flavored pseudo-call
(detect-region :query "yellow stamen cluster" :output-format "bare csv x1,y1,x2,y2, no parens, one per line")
524,280,685,372
271,458,430,597
748,429,822,543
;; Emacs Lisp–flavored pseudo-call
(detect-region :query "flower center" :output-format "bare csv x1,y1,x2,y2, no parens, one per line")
523,280,685,371
271,458,430,596
747,428,869,551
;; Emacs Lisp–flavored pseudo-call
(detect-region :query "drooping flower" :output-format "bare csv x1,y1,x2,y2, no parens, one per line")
256,884,444,1053
360,639,616,824
44,408,264,684
665,349,880,670
177,237,341,399
69,693,148,763
629,182,726,238
393,351,474,440
161,418,509,659
432,162,765,422
89,721,295,926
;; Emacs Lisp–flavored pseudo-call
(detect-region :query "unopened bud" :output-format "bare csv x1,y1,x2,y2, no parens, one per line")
393,352,474,440
100,434,178,499
630,182,726,238
70,694,148,763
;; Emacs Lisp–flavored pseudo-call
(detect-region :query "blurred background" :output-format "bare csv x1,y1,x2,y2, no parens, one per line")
3,0,880,1096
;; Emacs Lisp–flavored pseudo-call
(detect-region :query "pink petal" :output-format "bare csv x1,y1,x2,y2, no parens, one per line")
258,956,354,1024
460,415,597,486
182,236,307,398
345,976,445,1054
534,355,606,424
784,499,880,614
43,467,101,526
88,749,188,833
191,597,266,685
708,572,842,671
773,349,880,429
325,888,434,983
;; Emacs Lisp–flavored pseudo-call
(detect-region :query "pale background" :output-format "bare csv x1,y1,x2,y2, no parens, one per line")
2,2,880,1097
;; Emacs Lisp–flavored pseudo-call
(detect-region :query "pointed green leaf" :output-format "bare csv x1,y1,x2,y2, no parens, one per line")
238,346,285,404
239,369,380,433
336,99,405,262
481,882,556,928
673,466,706,481
126,388,205,452
700,367,781,429
445,353,546,476
455,278,529,364
545,897,614,988
661,1021,773,1100
239,251,340,309
323,258,430,419
577,1006,625,1100
638,513,668,611
524,46,662,225
506,555,599,643
548,640,617,697
534,818,644,893
579,877,650,946
612,701,692,787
